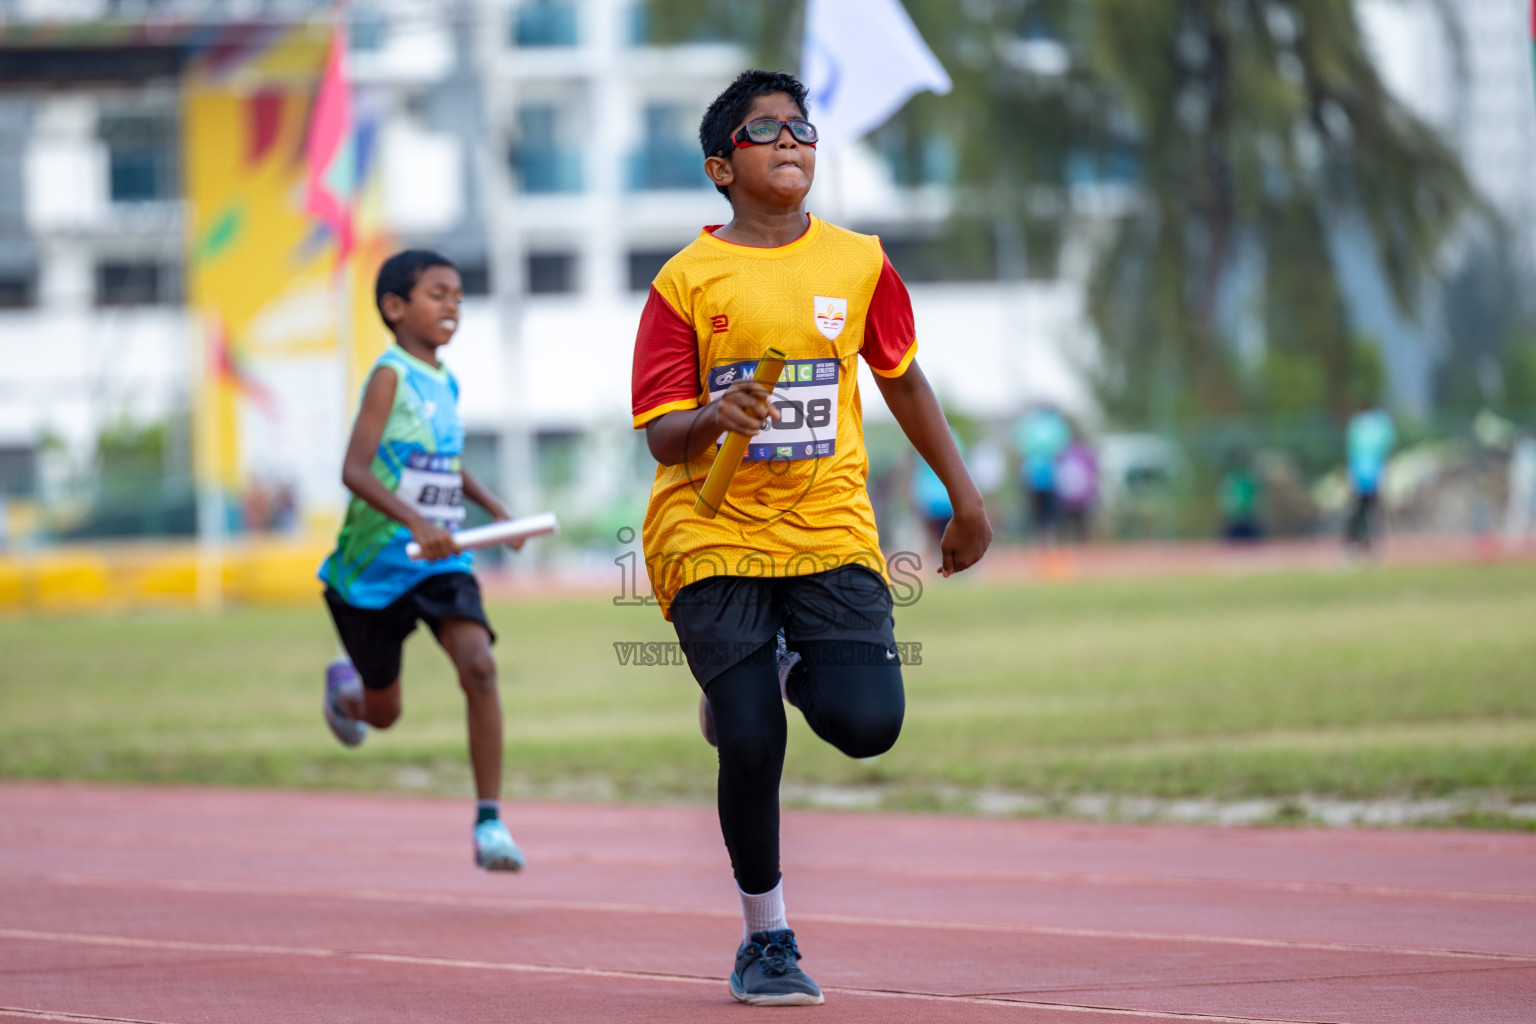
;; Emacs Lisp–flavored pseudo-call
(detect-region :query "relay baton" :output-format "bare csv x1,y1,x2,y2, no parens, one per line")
406,511,560,560
694,346,788,519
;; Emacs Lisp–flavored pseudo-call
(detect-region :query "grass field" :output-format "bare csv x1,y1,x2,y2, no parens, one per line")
3,560,1534,827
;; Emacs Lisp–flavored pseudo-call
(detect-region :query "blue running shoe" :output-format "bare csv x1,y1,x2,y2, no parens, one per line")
473,819,526,872
323,657,366,748
730,929,824,1006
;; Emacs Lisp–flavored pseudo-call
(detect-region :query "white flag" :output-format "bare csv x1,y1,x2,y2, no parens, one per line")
801,0,952,147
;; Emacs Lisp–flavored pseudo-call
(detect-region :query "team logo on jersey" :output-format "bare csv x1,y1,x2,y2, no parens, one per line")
813,296,847,341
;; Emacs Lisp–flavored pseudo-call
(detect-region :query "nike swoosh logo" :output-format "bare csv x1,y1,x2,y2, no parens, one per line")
885,649,897,660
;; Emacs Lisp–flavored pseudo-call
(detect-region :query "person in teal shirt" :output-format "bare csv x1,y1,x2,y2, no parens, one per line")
1344,405,1395,551
1218,447,1263,543
1015,405,1070,543
911,430,964,549
318,249,527,872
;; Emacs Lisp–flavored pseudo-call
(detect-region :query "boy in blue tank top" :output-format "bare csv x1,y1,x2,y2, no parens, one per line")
318,249,526,872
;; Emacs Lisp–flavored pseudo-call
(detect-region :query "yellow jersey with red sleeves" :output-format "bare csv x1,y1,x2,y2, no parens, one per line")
630,215,919,618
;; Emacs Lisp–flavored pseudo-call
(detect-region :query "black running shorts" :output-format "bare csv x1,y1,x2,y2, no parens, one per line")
323,572,495,690
668,564,897,687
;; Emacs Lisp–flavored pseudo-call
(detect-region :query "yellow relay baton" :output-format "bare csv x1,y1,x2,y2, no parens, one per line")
694,346,788,518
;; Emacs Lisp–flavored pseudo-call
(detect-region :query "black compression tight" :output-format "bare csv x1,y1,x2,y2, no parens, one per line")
705,639,905,895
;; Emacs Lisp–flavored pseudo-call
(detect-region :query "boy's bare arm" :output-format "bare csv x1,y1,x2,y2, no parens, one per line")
644,384,779,466
461,471,509,521
460,470,524,551
873,362,993,576
341,367,457,561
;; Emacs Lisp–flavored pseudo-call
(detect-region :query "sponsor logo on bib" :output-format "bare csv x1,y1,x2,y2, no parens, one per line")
813,296,847,341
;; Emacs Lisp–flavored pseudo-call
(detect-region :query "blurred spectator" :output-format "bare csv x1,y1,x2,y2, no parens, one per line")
273,482,298,533
241,477,298,533
1218,447,1263,543
911,432,963,550
1015,404,1070,544
1055,435,1098,543
967,437,1006,496
242,479,272,533
1344,405,1396,552
1505,432,1536,547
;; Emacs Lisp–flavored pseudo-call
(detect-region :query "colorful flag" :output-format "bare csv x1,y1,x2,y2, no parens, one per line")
304,24,354,265
208,314,278,419
801,0,951,147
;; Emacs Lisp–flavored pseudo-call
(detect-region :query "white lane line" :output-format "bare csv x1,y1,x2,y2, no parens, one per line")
0,932,1338,1023
18,872,1536,965
0,1009,172,1024
4,832,1534,906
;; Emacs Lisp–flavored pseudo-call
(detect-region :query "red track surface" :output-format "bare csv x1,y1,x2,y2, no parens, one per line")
1,783,1533,1023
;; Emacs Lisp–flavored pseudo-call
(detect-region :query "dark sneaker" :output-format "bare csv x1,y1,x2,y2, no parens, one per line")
729,929,824,1006
699,692,718,748
775,630,802,708
323,657,366,748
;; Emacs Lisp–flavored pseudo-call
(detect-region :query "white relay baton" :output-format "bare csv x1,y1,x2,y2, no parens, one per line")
406,511,560,560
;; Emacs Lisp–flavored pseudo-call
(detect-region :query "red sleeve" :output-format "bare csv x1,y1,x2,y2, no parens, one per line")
861,249,918,377
631,286,703,427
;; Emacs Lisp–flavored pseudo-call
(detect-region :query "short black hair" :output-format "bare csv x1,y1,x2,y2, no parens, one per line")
375,249,457,326
699,69,811,199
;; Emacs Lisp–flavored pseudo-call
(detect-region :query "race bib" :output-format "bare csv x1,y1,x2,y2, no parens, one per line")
707,357,839,462
396,451,466,526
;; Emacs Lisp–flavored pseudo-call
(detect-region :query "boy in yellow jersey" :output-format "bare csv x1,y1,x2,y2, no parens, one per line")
630,70,992,1006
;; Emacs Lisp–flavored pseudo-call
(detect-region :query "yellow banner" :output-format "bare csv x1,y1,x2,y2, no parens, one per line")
182,24,390,535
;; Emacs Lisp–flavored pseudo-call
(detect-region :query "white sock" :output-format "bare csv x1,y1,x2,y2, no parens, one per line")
739,877,788,943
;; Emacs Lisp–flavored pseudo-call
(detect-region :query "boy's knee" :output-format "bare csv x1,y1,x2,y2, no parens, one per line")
798,655,905,759
831,707,903,759
457,647,498,694
363,697,402,729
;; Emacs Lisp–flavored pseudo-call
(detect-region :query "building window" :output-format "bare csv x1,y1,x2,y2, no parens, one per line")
349,9,390,52
876,231,1001,284
0,269,35,309
0,444,37,499
458,263,491,297
628,0,737,45
871,121,957,187
99,113,177,203
628,248,681,292
513,0,578,47
512,104,583,194
536,429,581,489
96,261,174,306
627,104,708,191
527,252,576,294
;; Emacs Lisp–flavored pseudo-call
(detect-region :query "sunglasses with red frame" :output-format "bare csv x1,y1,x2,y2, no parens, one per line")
726,117,819,153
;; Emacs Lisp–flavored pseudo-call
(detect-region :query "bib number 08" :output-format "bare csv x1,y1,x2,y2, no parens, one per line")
770,397,832,431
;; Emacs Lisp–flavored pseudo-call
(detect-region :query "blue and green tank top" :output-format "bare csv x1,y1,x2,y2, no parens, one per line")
319,346,474,608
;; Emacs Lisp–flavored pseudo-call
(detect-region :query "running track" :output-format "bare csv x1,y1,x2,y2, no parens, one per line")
1,783,1532,1023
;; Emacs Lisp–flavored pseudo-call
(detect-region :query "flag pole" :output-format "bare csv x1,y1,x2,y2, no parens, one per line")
473,4,539,538
193,315,225,611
